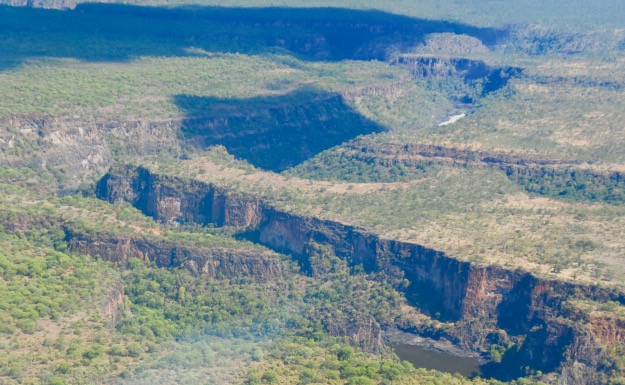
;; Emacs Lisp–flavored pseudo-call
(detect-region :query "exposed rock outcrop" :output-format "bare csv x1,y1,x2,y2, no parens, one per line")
324,313,389,355
65,228,281,282
96,165,625,380
103,277,125,324
0,115,181,190
393,56,522,100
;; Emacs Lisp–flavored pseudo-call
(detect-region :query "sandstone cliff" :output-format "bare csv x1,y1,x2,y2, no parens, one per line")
96,165,625,381
0,211,281,282
65,227,282,282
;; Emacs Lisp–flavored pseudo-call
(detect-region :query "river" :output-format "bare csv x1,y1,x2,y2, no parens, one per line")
389,343,482,377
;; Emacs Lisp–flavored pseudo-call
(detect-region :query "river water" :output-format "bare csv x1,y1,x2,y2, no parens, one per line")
389,343,482,377
438,113,466,126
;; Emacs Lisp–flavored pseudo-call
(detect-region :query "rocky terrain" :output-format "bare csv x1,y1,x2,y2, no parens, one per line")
94,164,625,383
1,1,625,384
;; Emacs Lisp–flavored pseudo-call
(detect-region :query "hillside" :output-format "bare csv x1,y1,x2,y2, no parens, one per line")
0,1,624,385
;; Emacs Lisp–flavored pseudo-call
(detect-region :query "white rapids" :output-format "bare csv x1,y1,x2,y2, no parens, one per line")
438,113,466,126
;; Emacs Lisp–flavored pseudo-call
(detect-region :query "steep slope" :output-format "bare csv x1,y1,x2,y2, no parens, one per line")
96,164,625,383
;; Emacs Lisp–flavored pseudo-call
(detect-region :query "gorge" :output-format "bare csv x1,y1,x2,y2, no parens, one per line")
89,164,625,382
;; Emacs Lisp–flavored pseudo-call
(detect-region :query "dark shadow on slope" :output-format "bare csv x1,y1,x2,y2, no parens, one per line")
0,3,508,71
394,56,523,103
175,90,388,171
479,318,574,381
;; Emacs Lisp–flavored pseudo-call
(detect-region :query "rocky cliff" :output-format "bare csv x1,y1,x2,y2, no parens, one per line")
393,56,522,101
0,115,181,191
65,227,281,282
0,210,281,282
0,91,383,190
96,165,625,382
102,277,125,324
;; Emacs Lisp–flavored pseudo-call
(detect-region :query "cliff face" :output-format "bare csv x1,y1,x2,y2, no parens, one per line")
0,209,280,282
103,277,125,324
65,228,281,282
393,56,522,99
96,165,625,380
96,168,264,229
0,92,382,190
324,313,389,355
0,116,181,191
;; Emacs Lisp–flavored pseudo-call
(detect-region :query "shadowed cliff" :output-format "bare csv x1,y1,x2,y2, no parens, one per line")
0,3,507,72
175,90,388,171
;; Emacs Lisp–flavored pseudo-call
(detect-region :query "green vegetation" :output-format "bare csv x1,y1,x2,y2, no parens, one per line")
0,174,497,384
148,157,625,288
0,230,113,335
424,78,625,165
120,257,292,341
287,148,437,183
508,167,625,205
0,0,624,384
289,147,625,205
0,186,523,384
117,241,411,347
247,337,508,385
0,55,403,119
0,217,141,384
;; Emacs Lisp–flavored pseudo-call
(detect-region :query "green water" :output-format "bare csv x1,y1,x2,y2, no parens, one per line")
390,343,482,377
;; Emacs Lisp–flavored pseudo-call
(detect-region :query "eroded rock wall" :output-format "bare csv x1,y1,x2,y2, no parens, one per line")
65,228,281,282
96,165,625,378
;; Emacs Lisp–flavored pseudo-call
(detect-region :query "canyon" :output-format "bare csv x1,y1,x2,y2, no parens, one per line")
1,2,624,384
91,164,625,383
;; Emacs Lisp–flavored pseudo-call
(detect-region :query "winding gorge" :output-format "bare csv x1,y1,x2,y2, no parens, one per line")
2,2,625,384
87,165,625,381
